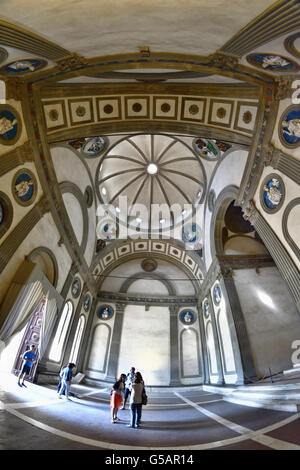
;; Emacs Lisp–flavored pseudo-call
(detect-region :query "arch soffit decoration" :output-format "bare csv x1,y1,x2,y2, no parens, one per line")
93,240,203,295
59,181,89,253
209,185,240,260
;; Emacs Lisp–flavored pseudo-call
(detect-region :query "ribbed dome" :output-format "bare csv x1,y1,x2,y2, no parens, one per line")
96,134,206,232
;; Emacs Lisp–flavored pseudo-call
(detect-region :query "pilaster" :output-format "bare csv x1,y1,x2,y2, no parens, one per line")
105,303,126,382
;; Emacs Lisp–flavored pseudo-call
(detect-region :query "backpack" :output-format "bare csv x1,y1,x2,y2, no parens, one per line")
142,387,148,405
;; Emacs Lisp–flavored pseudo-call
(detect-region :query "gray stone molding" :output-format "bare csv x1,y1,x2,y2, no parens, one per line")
207,291,225,385
237,87,279,207
0,197,50,274
105,303,126,382
0,191,13,240
263,143,300,186
59,181,89,254
221,0,300,57
197,301,210,384
282,198,300,262
97,291,198,307
242,200,300,313
0,141,34,178
209,185,240,260
169,304,180,386
26,246,59,289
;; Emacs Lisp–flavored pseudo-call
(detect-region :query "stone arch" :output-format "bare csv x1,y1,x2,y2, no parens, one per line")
27,246,59,288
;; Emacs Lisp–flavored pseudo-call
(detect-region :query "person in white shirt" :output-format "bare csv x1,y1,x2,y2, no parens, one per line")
128,372,145,428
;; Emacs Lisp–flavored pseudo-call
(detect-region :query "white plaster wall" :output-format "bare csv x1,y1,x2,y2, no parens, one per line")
118,304,170,386
253,166,300,270
203,149,249,270
62,192,84,246
234,267,300,376
224,235,268,255
2,0,274,58
127,279,169,296
0,212,72,305
50,145,96,266
0,324,26,373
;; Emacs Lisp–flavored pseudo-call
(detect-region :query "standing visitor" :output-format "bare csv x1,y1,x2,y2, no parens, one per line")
58,363,75,400
128,372,144,428
17,344,36,387
111,373,126,423
122,366,135,409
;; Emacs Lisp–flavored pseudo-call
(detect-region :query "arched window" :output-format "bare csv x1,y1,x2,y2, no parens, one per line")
49,300,73,362
69,315,85,364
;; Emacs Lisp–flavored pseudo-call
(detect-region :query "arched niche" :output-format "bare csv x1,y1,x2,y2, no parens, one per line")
211,186,268,257
27,247,58,288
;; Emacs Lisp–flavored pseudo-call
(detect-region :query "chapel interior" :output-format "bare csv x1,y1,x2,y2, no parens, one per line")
0,0,300,451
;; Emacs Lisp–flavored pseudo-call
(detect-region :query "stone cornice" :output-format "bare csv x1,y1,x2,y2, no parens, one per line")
0,141,34,177
263,143,300,186
97,291,198,307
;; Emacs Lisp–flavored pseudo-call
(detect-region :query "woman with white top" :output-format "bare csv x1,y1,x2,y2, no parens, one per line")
128,372,144,428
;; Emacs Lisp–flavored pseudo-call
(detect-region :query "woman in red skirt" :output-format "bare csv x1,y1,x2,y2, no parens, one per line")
110,373,126,423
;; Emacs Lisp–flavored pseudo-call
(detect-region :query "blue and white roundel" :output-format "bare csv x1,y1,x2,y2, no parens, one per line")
180,310,196,325
213,285,222,305
182,224,201,243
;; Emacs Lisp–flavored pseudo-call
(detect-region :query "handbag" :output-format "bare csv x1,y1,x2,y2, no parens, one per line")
142,387,148,405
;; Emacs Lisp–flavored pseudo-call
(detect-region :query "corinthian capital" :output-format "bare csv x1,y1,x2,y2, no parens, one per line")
262,143,281,168
273,76,295,101
241,200,259,225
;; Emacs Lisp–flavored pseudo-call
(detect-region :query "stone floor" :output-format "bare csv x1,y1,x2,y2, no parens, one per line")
0,371,300,451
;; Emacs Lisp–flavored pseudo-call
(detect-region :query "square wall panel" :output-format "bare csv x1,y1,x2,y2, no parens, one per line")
234,101,258,133
125,96,150,119
181,97,206,122
208,99,234,128
68,98,94,126
153,96,178,120
96,97,122,121
117,244,131,257
168,245,182,259
43,100,67,131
